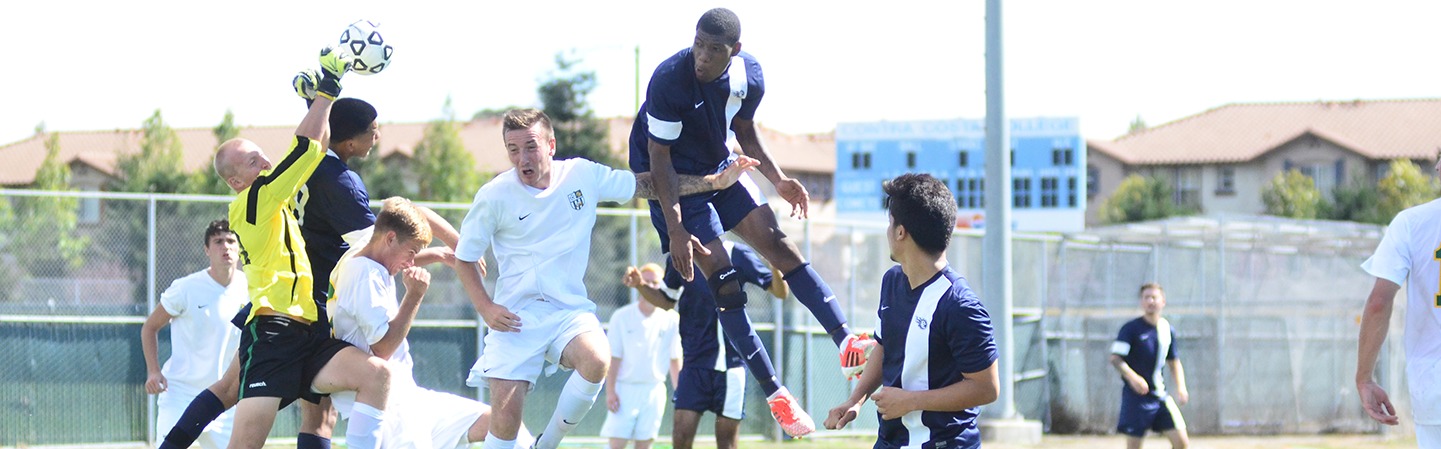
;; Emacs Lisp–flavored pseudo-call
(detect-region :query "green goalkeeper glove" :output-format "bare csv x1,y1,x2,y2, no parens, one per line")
316,46,352,100
292,68,320,102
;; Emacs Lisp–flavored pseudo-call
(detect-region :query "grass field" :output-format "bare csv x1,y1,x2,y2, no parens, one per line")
222,433,1413,449
607,434,1416,449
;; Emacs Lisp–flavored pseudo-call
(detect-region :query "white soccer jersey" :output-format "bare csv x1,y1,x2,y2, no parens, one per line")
159,269,248,390
1362,198,1441,424
607,303,681,384
330,256,491,449
456,158,636,312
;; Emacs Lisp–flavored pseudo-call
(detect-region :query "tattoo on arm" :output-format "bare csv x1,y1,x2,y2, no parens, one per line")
634,173,715,200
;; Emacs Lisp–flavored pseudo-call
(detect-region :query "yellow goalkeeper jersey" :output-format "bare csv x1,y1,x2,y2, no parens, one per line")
229,136,324,324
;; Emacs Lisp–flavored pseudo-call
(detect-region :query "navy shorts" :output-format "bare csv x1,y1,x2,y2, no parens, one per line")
237,315,352,405
1117,389,1186,437
673,366,745,420
648,174,766,252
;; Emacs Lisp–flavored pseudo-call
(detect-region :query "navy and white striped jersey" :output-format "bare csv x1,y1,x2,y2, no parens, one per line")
663,241,773,371
629,48,764,176
874,266,996,449
1111,317,1178,396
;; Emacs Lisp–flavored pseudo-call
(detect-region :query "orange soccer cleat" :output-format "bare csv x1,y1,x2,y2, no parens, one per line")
766,387,816,438
840,332,877,380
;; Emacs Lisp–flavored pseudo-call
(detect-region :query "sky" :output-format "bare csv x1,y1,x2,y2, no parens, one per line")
3,0,1439,146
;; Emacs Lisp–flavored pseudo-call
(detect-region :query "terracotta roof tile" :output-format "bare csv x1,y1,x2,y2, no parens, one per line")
1091,99,1441,165
0,117,834,187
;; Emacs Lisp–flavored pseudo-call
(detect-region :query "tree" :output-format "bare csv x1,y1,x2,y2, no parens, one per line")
539,52,615,167
1099,174,1180,224
1376,159,1440,222
412,98,482,203
111,110,188,193
349,155,412,200
472,107,522,120
7,133,88,276
189,110,239,195
1324,177,1382,224
1262,169,1324,219
1128,115,1147,134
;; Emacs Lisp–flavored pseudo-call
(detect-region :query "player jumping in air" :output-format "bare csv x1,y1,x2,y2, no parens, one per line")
628,7,873,437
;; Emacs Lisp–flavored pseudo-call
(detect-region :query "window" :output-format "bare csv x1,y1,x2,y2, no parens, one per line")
78,190,100,225
1216,166,1236,195
1173,166,1201,210
1040,177,1059,208
851,152,862,169
906,152,916,168
1010,150,1015,166
1067,177,1077,207
956,178,967,208
979,179,985,208
958,151,969,167
1051,148,1074,166
863,153,871,169
1013,178,1032,208
1086,165,1099,199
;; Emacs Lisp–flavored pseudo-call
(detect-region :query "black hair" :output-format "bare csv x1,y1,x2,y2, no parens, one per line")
697,8,741,44
330,97,378,144
203,219,233,246
883,174,956,255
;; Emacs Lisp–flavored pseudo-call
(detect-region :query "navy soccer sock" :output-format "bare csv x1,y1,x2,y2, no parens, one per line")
296,433,331,449
717,304,782,396
784,263,851,346
159,389,226,449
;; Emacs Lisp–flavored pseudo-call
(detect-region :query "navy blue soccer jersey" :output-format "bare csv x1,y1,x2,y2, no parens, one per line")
295,152,375,304
663,241,773,371
629,48,764,176
1112,317,1178,396
874,266,996,449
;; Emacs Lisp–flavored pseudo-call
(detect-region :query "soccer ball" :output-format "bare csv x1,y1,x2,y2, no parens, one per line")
338,20,392,75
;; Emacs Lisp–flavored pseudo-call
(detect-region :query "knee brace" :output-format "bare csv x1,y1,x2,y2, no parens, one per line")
709,266,748,310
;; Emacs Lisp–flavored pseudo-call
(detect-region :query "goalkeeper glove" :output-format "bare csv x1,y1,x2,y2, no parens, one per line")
316,46,352,100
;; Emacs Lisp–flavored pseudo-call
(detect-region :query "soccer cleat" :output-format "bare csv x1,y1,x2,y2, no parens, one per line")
840,332,877,380
766,387,815,438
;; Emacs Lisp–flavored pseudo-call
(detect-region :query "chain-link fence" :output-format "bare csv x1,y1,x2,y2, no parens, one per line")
0,191,1394,445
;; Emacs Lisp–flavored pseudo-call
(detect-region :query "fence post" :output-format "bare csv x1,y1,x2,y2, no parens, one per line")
146,195,158,446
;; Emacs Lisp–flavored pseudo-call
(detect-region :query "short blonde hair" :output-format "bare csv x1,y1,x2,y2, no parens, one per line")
639,263,664,278
375,197,431,245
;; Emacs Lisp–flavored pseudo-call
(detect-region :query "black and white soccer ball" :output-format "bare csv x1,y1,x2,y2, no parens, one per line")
338,20,392,76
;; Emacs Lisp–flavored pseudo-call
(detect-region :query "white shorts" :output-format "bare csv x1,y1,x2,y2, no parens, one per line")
469,300,603,385
600,381,668,441
386,387,487,449
156,383,234,449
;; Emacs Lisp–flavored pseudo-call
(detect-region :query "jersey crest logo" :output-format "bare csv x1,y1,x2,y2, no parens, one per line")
568,190,585,210
914,316,929,330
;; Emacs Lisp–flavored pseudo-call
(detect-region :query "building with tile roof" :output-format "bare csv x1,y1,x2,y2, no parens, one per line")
1085,99,1441,225
0,116,837,216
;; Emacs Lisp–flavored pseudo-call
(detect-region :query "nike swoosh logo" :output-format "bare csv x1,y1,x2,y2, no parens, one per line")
519,213,531,221
198,304,208,308
694,101,704,108
563,419,577,425
880,305,890,311
823,295,836,303
747,347,762,360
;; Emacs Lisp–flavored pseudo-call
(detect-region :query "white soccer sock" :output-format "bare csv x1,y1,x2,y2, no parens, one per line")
534,372,602,449
515,423,536,449
481,433,516,449
347,403,385,449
